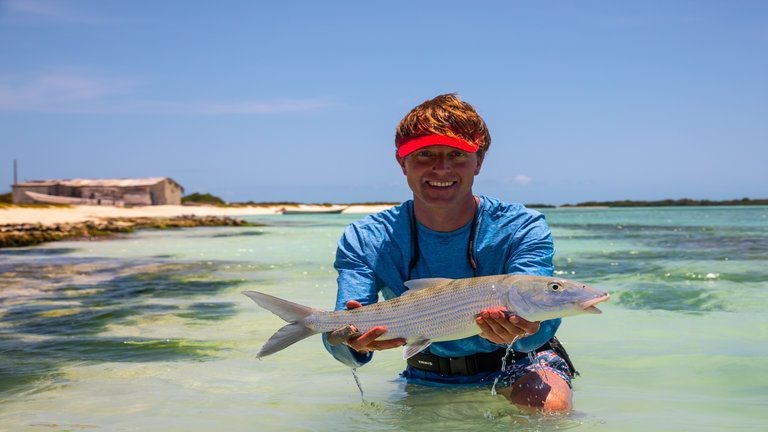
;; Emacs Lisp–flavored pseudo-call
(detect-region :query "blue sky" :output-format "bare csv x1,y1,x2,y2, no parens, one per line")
1,0,766,205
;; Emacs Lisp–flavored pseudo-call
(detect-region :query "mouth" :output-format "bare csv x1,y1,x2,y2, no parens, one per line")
424,180,457,188
579,293,610,314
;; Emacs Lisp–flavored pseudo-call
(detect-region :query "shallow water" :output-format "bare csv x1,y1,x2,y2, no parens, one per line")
1,207,767,431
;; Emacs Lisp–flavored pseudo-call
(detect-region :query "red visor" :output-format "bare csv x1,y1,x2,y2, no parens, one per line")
396,134,478,158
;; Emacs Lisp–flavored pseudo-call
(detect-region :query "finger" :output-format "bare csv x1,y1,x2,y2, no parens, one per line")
495,316,529,336
489,312,533,336
475,316,494,336
347,326,387,351
367,338,407,351
475,316,492,331
479,306,507,320
480,311,516,337
508,315,540,335
476,316,506,344
478,312,531,344
326,324,361,346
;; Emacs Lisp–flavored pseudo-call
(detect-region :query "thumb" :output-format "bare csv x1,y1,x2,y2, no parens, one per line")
345,300,363,310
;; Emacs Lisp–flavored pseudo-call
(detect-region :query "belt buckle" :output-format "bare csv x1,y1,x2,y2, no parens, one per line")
448,356,469,375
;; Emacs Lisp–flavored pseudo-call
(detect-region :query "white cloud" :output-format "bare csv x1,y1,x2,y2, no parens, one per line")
0,72,333,115
5,0,105,23
126,99,334,115
513,175,532,186
0,72,135,112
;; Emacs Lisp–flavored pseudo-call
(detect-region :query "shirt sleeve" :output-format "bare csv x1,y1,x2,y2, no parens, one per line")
506,211,561,352
321,224,379,368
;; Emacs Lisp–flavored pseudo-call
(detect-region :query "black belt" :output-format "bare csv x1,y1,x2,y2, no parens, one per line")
406,338,571,376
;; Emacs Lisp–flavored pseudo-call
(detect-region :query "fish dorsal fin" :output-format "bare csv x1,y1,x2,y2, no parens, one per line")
403,278,452,294
403,339,432,359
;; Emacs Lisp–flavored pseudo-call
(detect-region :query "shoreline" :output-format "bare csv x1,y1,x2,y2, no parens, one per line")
0,204,395,226
0,204,396,248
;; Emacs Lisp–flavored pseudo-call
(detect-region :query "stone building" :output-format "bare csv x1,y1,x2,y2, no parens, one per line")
11,177,184,206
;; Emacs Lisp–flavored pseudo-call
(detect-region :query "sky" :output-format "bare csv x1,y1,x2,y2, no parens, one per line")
1,0,766,205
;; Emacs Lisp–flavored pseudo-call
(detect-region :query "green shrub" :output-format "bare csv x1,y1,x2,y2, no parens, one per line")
182,192,226,206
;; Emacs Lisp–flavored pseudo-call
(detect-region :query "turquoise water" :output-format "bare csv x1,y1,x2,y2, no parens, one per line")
1,206,767,431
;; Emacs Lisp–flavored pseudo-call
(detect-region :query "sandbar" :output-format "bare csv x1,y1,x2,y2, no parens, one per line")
0,204,395,226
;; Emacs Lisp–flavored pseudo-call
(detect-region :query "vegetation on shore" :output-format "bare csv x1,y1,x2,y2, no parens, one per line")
190,195,768,208
182,191,402,207
0,215,261,248
182,192,226,206
561,197,768,207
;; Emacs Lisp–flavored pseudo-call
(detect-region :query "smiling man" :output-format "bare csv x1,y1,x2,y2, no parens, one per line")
323,94,576,413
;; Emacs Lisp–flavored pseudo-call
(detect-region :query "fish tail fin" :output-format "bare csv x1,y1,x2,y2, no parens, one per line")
257,322,317,358
242,291,320,358
243,290,316,322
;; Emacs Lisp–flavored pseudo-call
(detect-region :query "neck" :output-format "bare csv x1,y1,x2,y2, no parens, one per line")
413,194,478,232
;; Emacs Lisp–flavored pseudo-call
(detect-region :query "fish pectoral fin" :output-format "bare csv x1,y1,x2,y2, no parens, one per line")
403,339,432,359
403,278,453,294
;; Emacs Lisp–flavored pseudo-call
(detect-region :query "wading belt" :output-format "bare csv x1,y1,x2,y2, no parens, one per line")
405,337,578,377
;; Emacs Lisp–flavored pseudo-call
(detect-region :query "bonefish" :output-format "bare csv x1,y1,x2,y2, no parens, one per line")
243,274,609,359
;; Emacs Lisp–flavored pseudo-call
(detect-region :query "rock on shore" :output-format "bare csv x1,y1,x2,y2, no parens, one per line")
0,215,258,248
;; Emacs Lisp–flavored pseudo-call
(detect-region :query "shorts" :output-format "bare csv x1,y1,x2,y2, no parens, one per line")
502,349,573,389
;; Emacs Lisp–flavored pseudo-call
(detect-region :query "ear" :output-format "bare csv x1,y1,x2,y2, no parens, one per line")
396,153,407,175
474,155,484,175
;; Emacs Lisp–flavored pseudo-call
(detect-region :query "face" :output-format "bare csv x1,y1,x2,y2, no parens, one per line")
397,145,483,210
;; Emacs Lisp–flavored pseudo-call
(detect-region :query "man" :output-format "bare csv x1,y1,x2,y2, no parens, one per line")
322,94,574,413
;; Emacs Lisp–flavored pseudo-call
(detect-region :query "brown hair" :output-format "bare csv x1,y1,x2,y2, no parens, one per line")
395,93,491,158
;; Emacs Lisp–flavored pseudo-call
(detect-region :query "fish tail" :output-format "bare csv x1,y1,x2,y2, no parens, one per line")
242,291,319,358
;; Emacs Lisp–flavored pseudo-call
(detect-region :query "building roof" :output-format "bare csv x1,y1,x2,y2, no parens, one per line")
14,177,183,190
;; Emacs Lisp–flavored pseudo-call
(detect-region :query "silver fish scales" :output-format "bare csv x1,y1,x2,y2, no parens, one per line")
244,274,608,360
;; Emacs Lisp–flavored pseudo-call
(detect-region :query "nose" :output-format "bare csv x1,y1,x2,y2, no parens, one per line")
431,154,451,172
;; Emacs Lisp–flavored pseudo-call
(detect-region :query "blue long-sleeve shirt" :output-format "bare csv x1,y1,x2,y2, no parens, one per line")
322,196,559,381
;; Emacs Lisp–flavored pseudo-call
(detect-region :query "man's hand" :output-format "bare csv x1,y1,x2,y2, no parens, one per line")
476,306,540,345
326,300,406,354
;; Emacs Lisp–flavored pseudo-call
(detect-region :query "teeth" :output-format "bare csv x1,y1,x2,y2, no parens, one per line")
428,181,454,187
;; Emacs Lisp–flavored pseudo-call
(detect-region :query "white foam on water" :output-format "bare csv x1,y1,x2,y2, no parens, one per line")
490,343,515,396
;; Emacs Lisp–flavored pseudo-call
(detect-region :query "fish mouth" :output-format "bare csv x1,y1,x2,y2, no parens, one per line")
579,293,610,314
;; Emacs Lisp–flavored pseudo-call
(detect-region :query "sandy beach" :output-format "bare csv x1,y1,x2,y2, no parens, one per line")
0,204,395,226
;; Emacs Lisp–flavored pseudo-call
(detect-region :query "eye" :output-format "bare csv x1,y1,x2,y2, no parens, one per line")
548,282,563,292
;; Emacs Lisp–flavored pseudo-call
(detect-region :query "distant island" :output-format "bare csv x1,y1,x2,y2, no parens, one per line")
4,191,767,209
558,198,768,207
172,193,768,208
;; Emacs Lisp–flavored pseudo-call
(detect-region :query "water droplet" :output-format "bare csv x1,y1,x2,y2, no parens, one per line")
491,342,515,396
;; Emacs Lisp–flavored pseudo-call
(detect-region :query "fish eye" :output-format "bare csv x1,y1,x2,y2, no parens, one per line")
548,282,563,292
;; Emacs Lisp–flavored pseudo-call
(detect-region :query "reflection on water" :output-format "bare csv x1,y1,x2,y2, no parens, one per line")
0,207,766,431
